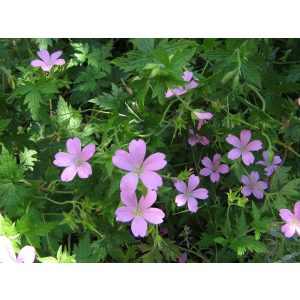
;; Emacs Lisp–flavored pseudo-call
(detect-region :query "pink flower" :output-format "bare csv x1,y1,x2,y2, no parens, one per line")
178,252,187,263
31,49,65,72
279,201,300,238
241,171,268,199
226,129,262,166
0,236,36,263
256,150,282,177
200,154,229,183
165,71,198,98
112,139,167,194
53,137,96,182
115,190,165,237
194,112,213,130
188,129,209,146
174,174,209,212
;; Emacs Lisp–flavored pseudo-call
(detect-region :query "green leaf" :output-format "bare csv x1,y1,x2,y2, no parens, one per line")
0,119,11,135
19,147,38,171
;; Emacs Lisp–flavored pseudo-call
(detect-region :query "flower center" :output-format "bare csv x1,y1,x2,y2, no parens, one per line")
291,217,299,226
135,166,142,175
75,158,84,167
133,208,143,217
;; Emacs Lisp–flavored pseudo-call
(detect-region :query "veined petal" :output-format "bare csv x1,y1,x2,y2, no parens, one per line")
187,197,198,212
218,164,229,174
210,172,220,183
139,190,157,209
174,180,187,193
112,150,135,171
279,209,294,222
61,165,78,182
242,151,255,166
240,130,251,147
281,223,296,238
142,152,167,171
175,194,188,206
294,201,300,218
131,217,147,237
53,152,73,167
54,58,65,65
120,192,138,208
241,175,250,185
190,188,209,199
226,134,241,148
31,59,44,67
140,171,163,191
120,172,139,194
37,49,50,62
0,236,17,263
187,175,200,192
246,140,262,151
228,148,241,160
241,186,252,197
200,167,212,177
143,208,165,224
50,50,63,63
66,137,82,156
16,246,36,263
128,139,146,167
183,71,193,82
252,188,264,199
77,162,92,178
115,206,134,222
82,144,96,161
201,157,213,168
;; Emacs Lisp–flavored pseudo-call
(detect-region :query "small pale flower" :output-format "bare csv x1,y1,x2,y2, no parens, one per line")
112,139,167,194
54,137,96,182
279,201,300,238
241,171,268,199
256,150,282,177
115,190,165,238
200,154,229,183
188,129,209,146
31,49,65,72
0,236,36,263
226,129,262,166
194,112,213,130
165,71,198,98
174,174,209,212
178,252,187,263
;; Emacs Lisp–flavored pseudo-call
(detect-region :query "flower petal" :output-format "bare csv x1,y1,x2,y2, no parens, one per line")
53,152,73,167
120,192,138,208
279,209,294,222
281,223,296,238
66,137,82,156
120,172,139,194
246,140,262,151
112,150,135,171
31,59,44,67
131,217,147,237
182,71,193,82
226,134,241,148
190,188,209,199
250,171,259,182
187,175,200,192
16,246,36,263
240,130,251,147
258,181,268,190
198,136,209,146
142,152,167,171
37,49,50,62
218,164,229,174
241,175,250,185
294,201,300,218
187,197,198,212
50,50,62,63
201,157,213,168
54,58,65,65
82,144,96,161
186,80,198,90
143,208,165,224
140,171,163,190
41,64,53,72
242,151,255,166
115,206,134,222
200,167,212,177
165,89,174,98
174,180,187,193
61,165,78,182
128,139,146,167
0,236,17,263
139,190,157,209
241,186,252,197
273,156,282,165
212,153,221,165
210,172,220,182
228,148,241,160
77,162,92,178
252,188,264,199
175,194,188,206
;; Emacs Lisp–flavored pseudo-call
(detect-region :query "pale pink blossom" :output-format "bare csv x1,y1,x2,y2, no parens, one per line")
279,201,300,238
31,49,65,72
174,175,209,212
241,171,268,199
112,139,167,194
54,137,96,182
226,129,262,166
165,71,198,98
188,129,209,146
256,150,282,177
200,154,229,182
0,236,36,263
194,112,213,130
115,190,165,237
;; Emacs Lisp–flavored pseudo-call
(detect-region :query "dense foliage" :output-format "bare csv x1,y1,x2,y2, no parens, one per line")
0,38,300,263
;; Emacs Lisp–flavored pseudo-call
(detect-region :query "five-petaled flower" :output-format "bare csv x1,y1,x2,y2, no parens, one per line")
188,129,209,146
279,201,300,238
54,137,96,182
115,190,165,237
241,171,268,199
174,175,209,212
256,150,282,177
165,71,198,98
0,236,36,263
194,112,213,130
112,139,167,194
226,129,262,166
31,49,65,72
200,154,229,183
